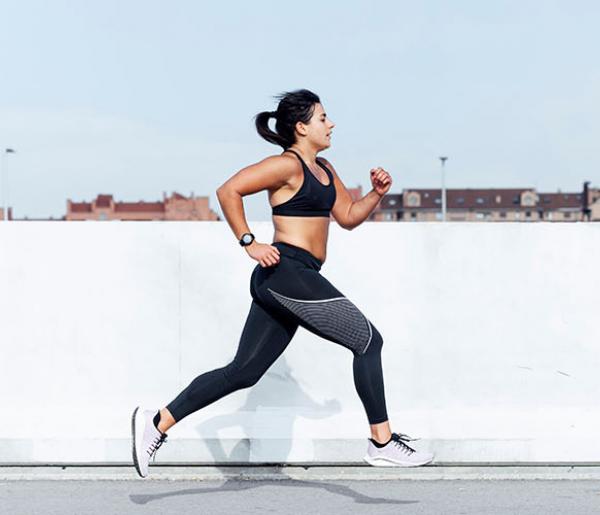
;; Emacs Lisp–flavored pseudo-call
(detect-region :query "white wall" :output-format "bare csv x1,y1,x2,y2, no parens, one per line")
1,221,599,464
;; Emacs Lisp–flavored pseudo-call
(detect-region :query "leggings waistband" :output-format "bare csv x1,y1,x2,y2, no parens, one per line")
271,241,322,271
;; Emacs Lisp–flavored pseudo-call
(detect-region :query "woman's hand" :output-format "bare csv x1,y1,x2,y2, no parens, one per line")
370,167,392,196
245,241,281,268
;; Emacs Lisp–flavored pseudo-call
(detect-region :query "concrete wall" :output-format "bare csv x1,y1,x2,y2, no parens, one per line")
1,222,599,464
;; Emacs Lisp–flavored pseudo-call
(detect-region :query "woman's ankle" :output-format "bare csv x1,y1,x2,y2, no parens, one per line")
157,407,176,433
371,434,392,445
369,420,392,444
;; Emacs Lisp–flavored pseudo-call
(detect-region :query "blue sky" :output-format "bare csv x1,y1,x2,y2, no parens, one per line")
1,0,599,219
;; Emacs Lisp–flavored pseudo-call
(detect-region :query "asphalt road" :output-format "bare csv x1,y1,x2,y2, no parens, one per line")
2,479,600,515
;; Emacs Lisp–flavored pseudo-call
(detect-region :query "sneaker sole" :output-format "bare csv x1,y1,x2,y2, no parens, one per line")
131,406,146,478
363,454,433,467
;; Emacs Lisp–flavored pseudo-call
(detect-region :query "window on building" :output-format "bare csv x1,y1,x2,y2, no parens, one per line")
397,211,404,220
476,212,485,220
526,211,531,218
495,195,502,203
515,212,521,219
411,212,417,220
435,212,443,220
407,193,420,207
389,199,397,206
434,198,441,205
500,212,507,218
476,197,485,204
99,213,108,221
564,212,571,218
522,193,537,207
513,196,520,204
457,197,464,204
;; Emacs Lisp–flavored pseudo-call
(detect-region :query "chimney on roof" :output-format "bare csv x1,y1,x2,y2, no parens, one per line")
583,181,591,221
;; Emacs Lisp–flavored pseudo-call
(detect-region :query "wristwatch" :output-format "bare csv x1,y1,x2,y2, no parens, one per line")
239,232,255,246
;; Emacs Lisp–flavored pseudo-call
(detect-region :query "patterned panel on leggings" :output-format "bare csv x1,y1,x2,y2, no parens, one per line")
267,288,373,354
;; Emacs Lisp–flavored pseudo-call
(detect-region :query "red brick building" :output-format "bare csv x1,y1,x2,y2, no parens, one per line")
0,207,13,221
370,186,594,222
66,192,220,221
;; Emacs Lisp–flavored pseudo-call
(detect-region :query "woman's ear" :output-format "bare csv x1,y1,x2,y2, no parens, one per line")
295,121,308,137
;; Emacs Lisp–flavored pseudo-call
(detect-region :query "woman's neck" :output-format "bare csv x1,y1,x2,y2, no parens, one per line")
288,145,319,166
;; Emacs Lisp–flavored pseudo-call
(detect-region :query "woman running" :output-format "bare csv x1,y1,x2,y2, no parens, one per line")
132,89,434,477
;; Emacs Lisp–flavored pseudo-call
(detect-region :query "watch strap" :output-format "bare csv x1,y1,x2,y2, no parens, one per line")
239,232,255,246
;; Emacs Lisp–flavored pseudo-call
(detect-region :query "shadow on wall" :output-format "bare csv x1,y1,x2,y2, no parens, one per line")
195,355,341,464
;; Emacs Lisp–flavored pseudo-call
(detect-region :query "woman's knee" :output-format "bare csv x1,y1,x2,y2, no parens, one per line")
231,374,261,389
223,362,263,390
364,322,383,354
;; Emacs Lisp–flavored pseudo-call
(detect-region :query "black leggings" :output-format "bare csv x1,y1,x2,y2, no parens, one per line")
166,241,388,425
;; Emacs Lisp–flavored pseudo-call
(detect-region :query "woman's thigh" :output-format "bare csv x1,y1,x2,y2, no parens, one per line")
253,260,376,356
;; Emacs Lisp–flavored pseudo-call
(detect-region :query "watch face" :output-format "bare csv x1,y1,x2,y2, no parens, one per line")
242,234,253,244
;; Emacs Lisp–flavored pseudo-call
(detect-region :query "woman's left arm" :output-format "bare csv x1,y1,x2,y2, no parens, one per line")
324,158,392,230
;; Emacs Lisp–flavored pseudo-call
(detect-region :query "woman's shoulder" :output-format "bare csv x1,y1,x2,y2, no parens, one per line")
316,156,336,175
249,153,302,182
317,155,334,165
260,152,300,167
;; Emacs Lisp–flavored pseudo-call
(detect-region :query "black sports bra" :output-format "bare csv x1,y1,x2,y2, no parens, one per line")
271,149,337,217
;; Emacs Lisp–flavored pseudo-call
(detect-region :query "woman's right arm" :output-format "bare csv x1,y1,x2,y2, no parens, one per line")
216,155,296,268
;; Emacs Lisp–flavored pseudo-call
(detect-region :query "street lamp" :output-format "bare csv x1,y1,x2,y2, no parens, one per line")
1,148,16,222
439,156,448,222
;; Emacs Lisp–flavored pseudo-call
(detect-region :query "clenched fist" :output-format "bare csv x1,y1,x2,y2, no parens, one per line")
370,167,392,196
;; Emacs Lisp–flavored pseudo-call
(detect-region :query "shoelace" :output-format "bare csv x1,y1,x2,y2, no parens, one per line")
395,432,419,442
147,433,168,463
390,432,417,455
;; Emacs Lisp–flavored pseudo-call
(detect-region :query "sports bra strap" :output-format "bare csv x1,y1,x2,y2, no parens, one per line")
283,149,332,182
284,149,329,170
284,149,303,162
315,158,332,175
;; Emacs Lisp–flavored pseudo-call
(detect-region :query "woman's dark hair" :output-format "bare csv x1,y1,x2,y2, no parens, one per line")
255,89,321,149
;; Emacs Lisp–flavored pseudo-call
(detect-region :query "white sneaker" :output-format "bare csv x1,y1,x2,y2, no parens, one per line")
131,406,168,478
363,432,434,467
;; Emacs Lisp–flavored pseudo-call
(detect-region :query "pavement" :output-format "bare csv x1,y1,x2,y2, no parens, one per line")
2,469,600,515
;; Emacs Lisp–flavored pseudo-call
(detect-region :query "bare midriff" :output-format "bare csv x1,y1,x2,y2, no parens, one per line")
271,215,330,263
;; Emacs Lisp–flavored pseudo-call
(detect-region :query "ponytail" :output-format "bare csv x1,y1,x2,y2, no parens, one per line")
254,89,321,149
254,111,289,148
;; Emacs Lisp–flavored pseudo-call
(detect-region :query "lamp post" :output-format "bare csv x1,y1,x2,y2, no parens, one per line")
439,156,448,222
1,148,16,222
